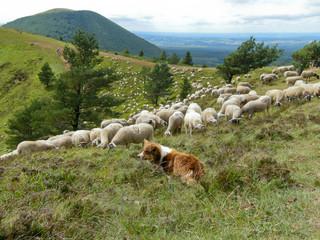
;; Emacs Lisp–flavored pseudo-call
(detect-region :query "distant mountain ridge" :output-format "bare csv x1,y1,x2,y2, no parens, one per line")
3,9,162,58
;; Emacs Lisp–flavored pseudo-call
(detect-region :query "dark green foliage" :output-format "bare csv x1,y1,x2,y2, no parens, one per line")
168,53,180,65
54,30,123,130
38,62,55,87
123,48,130,55
179,77,192,100
3,9,162,58
138,49,144,57
63,29,101,68
181,51,193,66
217,36,283,82
139,66,151,86
159,50,167,61
5,99,63,148
144,63,174,106
292,40,320,74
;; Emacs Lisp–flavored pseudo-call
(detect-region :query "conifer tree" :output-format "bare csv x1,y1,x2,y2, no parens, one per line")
144,63,173,106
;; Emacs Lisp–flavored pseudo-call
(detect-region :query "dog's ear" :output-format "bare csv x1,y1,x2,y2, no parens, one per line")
144,139,149,145
152,146,157,152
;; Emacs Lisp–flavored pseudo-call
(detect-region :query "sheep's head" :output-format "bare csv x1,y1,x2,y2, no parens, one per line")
107,142,116,150
164,130,171,137
275,102,282,107
162,121,168,127
230,118,241,124
316,74,320,79
209,119,218,125
304,94,312,102
195,124,204,131
79,142,88,148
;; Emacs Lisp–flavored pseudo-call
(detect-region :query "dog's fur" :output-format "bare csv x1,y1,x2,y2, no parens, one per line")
138,140,205,184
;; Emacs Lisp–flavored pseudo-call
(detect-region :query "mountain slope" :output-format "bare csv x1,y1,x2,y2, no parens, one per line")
3,8,162,58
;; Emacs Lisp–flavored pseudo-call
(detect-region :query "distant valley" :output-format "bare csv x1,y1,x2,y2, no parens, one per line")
135,32,320,67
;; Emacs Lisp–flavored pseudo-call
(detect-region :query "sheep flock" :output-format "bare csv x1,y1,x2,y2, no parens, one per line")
1,64,320,161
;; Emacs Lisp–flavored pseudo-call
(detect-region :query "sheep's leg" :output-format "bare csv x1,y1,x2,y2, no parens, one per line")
249,113,254,120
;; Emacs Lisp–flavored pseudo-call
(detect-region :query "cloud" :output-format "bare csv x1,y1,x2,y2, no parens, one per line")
242,12,320,22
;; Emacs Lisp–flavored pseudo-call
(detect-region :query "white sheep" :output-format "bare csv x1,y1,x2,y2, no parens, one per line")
262,74,279,84
284,71,298,78
164,111,184,137
224,87,237,94
136,117,156,129
236,86,251,94
237,82,252,89
108,123,154,149
140,112,168,128
243,74,251,78
187,103,202,114
99,123,123,149
218,97,242,118
156,109,176,122
265,89,285,106
240,96,271,119
90,128,102,146
71,130,91,147
101,118,128,128
201,108,218,126
301,71,320,82
225,105,242,124
17,141,58,155
211,89,220,98
285,76,304,87
49,136,73,148
300,83,320,97
283,86,307,101
184,110,204,135
294,80,305,86
248,90,257,95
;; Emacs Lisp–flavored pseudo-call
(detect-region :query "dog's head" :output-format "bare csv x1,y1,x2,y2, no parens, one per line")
138,139,161,164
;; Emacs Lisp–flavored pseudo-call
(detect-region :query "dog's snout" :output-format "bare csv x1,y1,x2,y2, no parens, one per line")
137,152,143,159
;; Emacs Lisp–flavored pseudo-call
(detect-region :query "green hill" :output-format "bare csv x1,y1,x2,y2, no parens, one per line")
3,8,162,58
0,27,320,239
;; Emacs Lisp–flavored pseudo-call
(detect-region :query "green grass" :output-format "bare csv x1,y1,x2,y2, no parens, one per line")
1,98,320,238
1,27,320,239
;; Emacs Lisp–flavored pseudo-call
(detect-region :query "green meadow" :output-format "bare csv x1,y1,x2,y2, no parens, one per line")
0,27,319,239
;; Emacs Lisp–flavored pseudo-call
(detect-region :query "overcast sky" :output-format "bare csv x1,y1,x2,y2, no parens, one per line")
1,0,320,33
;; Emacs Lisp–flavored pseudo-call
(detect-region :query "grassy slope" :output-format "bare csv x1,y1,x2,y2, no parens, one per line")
0,27,66,152
0,28,320,238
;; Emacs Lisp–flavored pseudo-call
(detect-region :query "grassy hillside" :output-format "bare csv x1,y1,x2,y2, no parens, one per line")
0,27,67,153
3,9,163,58
1,27,320,238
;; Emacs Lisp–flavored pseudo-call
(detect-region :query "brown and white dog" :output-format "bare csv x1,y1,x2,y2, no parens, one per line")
138,139,205,184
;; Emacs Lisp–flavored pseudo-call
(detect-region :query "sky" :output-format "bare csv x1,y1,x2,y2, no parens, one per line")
1,0,320,33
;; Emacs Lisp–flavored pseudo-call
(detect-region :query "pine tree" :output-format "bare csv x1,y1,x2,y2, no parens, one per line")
144,63,174,106
138,49,144,57
55,29,123,130
168,53,180,65
182,51,193,66
123,48,130,55
179,77,192,100
159,50,167,61
38,62,55,88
